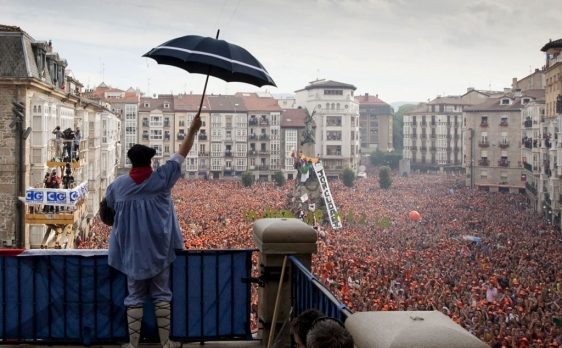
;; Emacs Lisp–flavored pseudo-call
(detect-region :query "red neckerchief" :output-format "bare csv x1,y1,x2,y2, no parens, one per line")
129,166,153,185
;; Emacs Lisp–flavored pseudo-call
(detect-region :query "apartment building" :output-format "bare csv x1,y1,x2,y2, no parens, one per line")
206,95,248,179
0,25,120,247
536,39,562,226
355,93,393,153
174,94,209,177
138,95,175,167
464,89,544,192
280,108,308,180
84,84,141,170
239,92,282,181
295,80,360,177
404,89,492,170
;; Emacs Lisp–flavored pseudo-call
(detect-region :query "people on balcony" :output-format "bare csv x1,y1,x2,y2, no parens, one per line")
74,127,81,160
52,126,63,160
306,317,354,348
290,309,323,348
103,115,201,348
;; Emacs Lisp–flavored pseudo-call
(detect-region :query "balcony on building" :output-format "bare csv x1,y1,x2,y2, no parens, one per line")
177,133,185,141
478,140,489,148
259,134,270,141
526,182,537,195
164,132,170,141
523,162,532,171
498,159,510,167
479,158,490,166
198,132,208,140
249,134,258,140
163,120,170,128
258,149,270,155
248,116,258,126
524,118,532,128
198,151,209,157
142,121,149,127
522,137,533,149
480,121,488,127
258,116,269,126
248,150,258,156
499,120,509,127
142,133,149,140
225,150,233,157
499,140,509,149
258,164,269,171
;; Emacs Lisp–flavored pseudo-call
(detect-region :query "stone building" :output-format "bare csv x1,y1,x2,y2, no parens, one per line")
355,93,393,153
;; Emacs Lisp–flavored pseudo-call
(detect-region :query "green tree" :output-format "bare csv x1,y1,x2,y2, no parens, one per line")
393,104,416,152
370,150,402,169
241,171,254,187
272,171,286,187
342,167,355,188
379,166,392,189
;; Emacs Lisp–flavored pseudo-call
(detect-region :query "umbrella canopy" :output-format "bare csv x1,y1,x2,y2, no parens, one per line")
143,34,276,88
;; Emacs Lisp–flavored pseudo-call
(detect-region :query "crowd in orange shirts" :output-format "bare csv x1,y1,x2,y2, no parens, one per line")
82,174,561,347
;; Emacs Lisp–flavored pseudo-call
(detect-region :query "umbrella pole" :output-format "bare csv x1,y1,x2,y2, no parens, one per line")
196,29,221,117
267,255,288,348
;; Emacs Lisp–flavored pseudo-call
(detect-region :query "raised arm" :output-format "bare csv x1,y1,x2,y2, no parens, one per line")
178,114,202,158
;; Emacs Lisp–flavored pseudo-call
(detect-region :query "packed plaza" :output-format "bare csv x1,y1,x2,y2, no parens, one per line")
81,173,562,347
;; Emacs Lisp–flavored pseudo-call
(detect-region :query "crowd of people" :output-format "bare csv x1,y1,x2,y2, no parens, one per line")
81,173,562,347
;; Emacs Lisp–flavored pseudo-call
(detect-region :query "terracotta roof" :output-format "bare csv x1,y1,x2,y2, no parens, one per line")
207,95,246,112
355,94,389,105
174,94,209,111
541,38,562,52
281,108,308,127
139,95,174,111
237,92,281,111
296,79,357,92
465,90,545,112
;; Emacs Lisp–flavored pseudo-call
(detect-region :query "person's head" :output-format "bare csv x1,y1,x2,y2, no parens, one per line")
51,169,57,176
127,144,156,167
290,309,324,348
306,317,354,348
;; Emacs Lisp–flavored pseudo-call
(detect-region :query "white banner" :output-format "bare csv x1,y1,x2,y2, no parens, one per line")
25,182,88,207
313,163,342,229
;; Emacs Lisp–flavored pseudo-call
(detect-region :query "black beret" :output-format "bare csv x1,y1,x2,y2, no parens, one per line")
127,144,156,167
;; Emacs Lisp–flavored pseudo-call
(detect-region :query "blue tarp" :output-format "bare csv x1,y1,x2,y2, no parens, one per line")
0,250,253,344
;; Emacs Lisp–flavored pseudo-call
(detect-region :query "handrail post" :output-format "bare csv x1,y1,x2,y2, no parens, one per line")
253,218,317,347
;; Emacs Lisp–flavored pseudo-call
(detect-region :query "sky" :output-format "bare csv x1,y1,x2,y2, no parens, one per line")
1,0,560,104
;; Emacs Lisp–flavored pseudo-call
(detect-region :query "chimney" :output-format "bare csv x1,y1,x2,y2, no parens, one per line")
512,77,518,89
365,92,369,97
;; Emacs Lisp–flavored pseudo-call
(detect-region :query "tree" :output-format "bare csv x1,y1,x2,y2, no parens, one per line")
379,166,392,189
370,150,402,169
393,104,416,152
273,171,286,187
342,168,355,188
241,171,254,187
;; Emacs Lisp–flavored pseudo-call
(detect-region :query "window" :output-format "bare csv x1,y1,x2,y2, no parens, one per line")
150,129,163,140
500,98,511,105
324,89,343,95
150,115,163,127
327,131,342,141
326,116,342,127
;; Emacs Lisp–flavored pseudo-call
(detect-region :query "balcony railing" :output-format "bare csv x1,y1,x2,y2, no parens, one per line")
523,162,533,171
248,119,258,126
478,158,490,166
177,134,185,141
259,134,270,141
248,150,257,156
478,141,489,147
480,121,488,127
499,142,509,148
0,249,253,344
498,159,510,167
198,134,208,140
524,119,532,128
499,121,509,127
258,165,269,171
526,182,537,195
258,150,270,155
198,151,209,157
248,134,258,140
225,151,233,157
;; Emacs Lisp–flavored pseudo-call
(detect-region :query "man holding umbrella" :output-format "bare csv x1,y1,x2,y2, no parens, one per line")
104,115,201,348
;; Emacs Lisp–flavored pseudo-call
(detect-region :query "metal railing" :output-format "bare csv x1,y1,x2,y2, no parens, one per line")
0,249,254,345
289,256,352,322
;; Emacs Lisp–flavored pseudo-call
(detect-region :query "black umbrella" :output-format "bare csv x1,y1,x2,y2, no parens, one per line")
143,30,276,114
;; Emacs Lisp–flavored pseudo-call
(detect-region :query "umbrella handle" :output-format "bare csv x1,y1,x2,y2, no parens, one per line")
196,29,221,117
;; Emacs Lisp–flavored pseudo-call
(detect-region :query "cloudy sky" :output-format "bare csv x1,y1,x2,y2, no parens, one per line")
1,0,560,104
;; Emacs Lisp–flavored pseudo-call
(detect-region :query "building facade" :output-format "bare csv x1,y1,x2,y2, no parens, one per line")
464,89,544,192
355,93,393,153
295,80,360,177
404,90,491,170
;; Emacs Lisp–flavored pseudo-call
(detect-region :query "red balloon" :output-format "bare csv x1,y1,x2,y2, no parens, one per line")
408,210,421,222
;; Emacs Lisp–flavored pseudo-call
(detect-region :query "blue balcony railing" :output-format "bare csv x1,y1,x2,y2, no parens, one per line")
289,256,352,322
0,249,254,345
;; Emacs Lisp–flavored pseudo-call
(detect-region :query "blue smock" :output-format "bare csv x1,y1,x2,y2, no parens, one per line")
105,154,185,280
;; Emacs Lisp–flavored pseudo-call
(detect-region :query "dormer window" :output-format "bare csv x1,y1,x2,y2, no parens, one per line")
522,98,531,105
164,103,170,109
500,98,511,105
144,102,150,108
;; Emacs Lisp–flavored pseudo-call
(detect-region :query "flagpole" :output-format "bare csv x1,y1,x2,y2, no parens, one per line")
196,29,220,117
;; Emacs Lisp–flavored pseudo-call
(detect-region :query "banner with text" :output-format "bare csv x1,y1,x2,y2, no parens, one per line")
25,182,88,207
313,163,342,229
